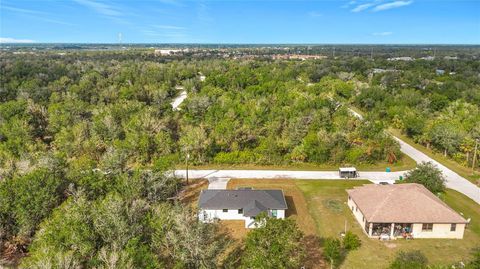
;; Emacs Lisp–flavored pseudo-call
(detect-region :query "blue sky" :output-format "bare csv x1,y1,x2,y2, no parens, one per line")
1,0,479,44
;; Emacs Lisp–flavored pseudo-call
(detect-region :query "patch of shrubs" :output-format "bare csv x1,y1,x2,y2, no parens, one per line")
323,231,361,268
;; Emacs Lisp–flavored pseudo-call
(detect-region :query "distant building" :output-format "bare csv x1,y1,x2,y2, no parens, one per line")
198,189,287,228
420,56,435,60
347,183,467,239
154,49,182,56
272,54,327,60
372,68,397,74
387,56,414,61
436,69,446,75
444,56,458,60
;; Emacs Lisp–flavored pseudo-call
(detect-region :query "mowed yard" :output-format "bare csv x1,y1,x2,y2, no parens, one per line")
225,179,480,269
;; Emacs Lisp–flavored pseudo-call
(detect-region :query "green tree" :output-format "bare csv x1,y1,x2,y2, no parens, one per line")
323,237,342,268
404,162,446,193
242,214,305,269
151,204,231,269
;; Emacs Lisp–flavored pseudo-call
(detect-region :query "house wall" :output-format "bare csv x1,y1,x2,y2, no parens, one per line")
347,196,465,239
199,209,249,222
199,209,286,228
348,196,367,233
411,223,465,239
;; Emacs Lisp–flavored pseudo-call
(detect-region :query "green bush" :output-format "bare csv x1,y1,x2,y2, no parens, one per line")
342,231,361,251
324,237,342,267
389,250,428,269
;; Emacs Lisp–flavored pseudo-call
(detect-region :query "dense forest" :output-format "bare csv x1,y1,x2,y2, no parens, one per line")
1,46,479,267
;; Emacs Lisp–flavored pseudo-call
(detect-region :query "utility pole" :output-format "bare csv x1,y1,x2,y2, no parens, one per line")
185,152,190,185
472,139,478,174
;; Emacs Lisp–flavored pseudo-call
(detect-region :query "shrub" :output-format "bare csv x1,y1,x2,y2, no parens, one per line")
324,237,342,267
342,231,361,251
389,250,428,269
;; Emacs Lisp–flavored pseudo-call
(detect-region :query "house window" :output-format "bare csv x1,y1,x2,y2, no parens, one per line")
422,223,433,231
222,209,228,213
238,208,243,214
362,216,365,222
271,209,278,218
450,224,456,232
348,196,351,200
352,206,354,211
355,207,358,212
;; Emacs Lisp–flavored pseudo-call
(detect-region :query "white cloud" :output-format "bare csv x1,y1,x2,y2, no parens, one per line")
154,25,186,30
2,6,45,15
73,0,122,16
351,3,375,12
2,5,75,26
373,31,393,36
373,1,413,11
0,37,36,43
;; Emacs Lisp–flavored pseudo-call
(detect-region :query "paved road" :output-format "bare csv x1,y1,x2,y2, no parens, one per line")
175,106,480,203
348,107,480,204
174,170,402,190
393,136,480,204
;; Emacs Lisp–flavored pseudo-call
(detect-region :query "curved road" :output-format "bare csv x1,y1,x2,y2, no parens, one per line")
348,107,479,204
393,136,480,204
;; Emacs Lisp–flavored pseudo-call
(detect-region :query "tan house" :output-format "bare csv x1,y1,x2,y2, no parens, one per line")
347,183,468,239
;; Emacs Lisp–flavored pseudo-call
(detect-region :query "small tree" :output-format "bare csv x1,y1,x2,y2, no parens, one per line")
242,214,305,269
342,231,361,251
405,162,446,193
324,237,342,268
389,250,428,269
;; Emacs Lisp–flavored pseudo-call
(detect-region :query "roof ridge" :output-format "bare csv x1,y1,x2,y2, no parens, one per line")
369,186,394,220
263,190,283,205
411,184,467,221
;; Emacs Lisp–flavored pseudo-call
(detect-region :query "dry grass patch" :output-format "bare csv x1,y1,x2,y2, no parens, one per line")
218,220,248,240
178,179,209,207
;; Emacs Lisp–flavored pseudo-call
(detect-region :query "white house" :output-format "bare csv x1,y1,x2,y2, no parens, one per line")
347,183,468,239
198,189,287,228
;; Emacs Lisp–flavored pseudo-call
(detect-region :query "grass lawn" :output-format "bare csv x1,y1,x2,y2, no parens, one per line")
178,155,416,172
221,179,480,269
388,128,480,185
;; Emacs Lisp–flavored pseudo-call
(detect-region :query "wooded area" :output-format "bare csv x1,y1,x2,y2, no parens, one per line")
0,46,479,267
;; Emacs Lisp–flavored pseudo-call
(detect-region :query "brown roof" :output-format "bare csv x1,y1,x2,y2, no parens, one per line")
346,183,467,224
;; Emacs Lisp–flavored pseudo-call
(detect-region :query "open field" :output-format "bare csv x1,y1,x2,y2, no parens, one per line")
177,155,416,172
221,179,480,269
389,128,480,185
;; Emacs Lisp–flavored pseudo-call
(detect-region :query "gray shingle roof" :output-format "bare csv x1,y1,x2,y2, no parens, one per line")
198,189,287,217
